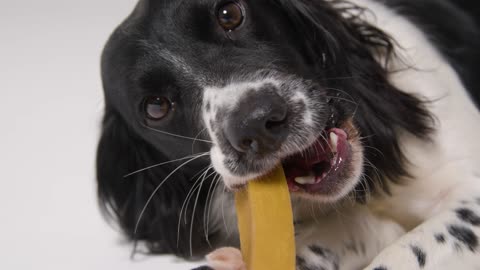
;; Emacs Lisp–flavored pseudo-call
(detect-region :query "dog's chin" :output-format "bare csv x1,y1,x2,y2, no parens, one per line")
216,120,364,203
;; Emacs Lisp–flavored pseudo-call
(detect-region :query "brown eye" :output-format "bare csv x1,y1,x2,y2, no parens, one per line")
144,96,171,120
217,2,244,31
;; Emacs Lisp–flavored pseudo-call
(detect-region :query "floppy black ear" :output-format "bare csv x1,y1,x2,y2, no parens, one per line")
272,0,397,68
96,108,218,258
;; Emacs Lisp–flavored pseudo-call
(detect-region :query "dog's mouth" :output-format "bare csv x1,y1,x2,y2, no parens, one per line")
282,128,351,194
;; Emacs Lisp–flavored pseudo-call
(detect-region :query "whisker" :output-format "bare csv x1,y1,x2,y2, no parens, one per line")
204,174,221,247
124,153,208,178
363,158,383,190
318,132,335,155
324,95,358,106
189,168,217,257
184,169,217,223
310,201,321,225
177,166,212,248
143,124,213,143
221,185,231,236
324,87,360,118
362,145,385,158
324,87,357,103
134,153,209,235
191,128,209,154
358,135,376,141
321,75,363,81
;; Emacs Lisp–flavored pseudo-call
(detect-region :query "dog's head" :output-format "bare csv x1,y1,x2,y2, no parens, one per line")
97,0,433,258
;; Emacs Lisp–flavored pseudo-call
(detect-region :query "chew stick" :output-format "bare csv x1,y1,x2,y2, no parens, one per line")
235,166,296,270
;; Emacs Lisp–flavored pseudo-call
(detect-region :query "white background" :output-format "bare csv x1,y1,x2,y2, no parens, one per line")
0,0,198,269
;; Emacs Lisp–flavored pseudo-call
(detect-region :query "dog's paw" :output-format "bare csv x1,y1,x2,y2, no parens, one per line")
296,245,340,270
363,243,425,270
195,247,246,270
191,266,214,270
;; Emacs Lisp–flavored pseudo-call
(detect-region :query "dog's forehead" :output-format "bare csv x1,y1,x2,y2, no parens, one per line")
134,0,219,22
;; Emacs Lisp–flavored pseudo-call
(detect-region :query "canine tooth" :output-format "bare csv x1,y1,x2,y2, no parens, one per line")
294,176,316,185
330,132,338,152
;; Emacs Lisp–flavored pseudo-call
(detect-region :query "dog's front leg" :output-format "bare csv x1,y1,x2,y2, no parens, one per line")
364,198,480,270
293,204,405,270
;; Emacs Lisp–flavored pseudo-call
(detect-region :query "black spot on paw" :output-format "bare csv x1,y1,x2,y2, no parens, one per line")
454,242,463,252
191,266,214,270
456,208,480,226
435,233,446,244
307,245,339,270
410,245,426,268
345,240,359,254
296,256,314,270
448,224,479,252
297,256,306,265
205,101,211,112
360,241,367,255
309,245,327,257
373,266,388,270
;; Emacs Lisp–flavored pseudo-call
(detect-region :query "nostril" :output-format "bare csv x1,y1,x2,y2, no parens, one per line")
265,112,288,132
238,138,260,153
268,113,286,122
241,139,253,149
265,118,286,131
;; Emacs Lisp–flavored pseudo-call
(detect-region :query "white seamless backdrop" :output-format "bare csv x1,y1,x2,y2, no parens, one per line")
0,0,198,269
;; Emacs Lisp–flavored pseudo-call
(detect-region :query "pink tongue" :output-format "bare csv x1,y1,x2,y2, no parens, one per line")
283,128,348,185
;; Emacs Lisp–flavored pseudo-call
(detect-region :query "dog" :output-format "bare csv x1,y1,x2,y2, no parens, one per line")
97,0,480,269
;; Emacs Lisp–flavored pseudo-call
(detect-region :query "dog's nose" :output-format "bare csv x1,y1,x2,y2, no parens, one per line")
224,89,288,155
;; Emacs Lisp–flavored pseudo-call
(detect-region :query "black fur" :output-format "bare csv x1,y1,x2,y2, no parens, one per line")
435,233,446,244
455,208,480,226
97,0,478,259
191,266,214,270
410,245,427,268
447,224,479,252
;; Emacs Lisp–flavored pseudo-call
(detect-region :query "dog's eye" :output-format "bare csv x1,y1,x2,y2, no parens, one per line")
143,96,171,120
217,2,244,31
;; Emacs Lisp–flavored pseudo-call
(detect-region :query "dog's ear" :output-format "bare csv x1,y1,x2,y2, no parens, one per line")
96,108,216,258
272,0,395,68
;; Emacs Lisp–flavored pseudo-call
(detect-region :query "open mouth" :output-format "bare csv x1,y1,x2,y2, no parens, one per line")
282,128,351,194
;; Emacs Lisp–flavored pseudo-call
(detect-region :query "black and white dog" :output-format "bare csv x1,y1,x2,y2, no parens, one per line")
97,0,480,269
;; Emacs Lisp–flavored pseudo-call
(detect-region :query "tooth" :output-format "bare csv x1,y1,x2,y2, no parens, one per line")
330,132,338,152
294,176,316,185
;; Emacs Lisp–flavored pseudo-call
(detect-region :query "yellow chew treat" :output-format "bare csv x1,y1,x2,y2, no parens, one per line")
235,166,296,270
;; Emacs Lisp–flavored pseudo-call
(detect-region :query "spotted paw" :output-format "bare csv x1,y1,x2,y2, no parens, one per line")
296,245,339,270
